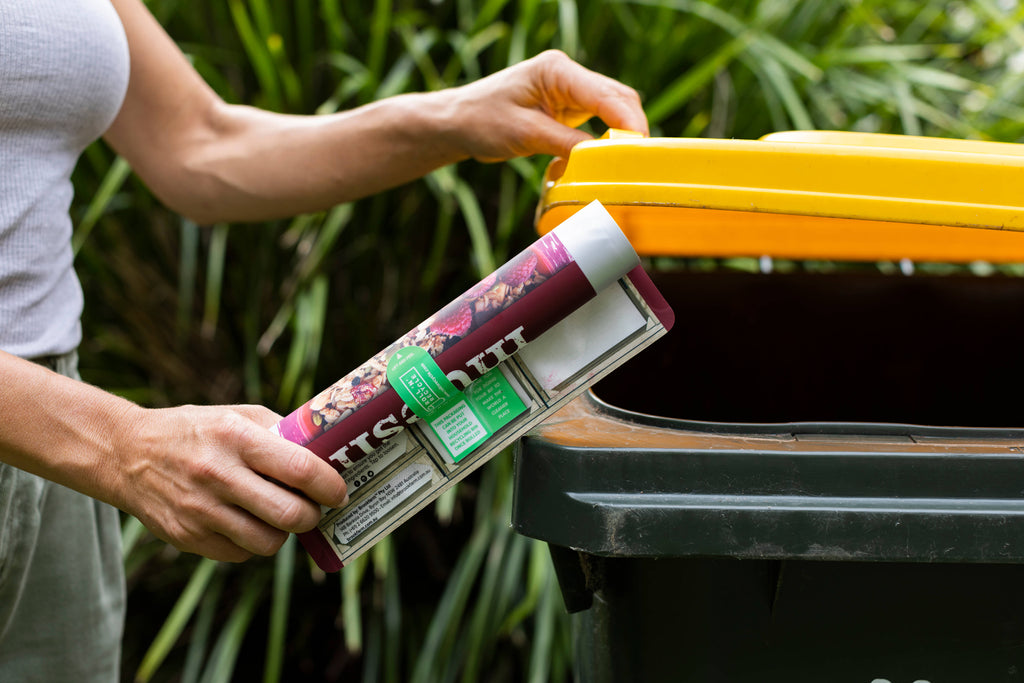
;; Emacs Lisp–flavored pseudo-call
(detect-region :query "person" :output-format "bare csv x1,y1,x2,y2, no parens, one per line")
0,0,648,680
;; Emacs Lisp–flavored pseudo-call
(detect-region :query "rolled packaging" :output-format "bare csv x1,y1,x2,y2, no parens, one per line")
274,200,638,467
272,200,647,568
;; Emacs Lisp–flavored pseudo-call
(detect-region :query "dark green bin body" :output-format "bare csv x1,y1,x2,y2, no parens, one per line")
511,269,1024,682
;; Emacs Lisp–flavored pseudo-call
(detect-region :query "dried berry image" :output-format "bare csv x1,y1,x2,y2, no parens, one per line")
305,357,389,429
462,273,497,299
500,251,538,287
429,302,473,338
429,246,548,347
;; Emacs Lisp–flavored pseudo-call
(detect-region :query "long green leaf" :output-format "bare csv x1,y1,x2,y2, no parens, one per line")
365,0,393,97
120,515,148,560
227,0,282,109
527,568,559,683
452,178,495,277
201,223,230,339
135,558,220,683
263,536,297,683
198,569,268,683
177,219,200,342
646,35,751,125
557,0,580,59
409,513,495,683
341,551,370,654
72,155,131,256
182,569,228,683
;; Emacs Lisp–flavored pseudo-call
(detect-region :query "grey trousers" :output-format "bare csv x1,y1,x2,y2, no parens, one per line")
0,351,125,682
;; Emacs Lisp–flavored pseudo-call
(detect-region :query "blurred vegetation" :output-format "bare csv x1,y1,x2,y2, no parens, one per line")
69,0,1024,681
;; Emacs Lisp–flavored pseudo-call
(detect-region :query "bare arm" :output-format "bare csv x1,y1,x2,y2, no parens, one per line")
0,351,347,562
104,0,648,225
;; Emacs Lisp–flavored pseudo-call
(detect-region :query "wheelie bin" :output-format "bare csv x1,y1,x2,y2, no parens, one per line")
512,130,1024,683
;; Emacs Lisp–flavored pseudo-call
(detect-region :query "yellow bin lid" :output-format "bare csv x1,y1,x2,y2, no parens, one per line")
535,130,1024,263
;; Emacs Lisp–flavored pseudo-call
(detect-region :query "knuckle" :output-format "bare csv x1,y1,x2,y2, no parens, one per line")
171,504,214,548
241,404,280,427
602,79,637,102
287,448,319,484
219,548,254,563
177,491,206,517
253,529,288,557
539,48,570,63
157,518,186,546
162,517,205,554
211,411,259,450
191,454,224,484
277,496,318,532
530,48,572,76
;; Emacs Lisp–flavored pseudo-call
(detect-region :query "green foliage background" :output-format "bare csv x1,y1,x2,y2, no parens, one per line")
69,0,1024,681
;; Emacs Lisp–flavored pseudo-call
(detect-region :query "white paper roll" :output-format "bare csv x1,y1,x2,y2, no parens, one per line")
551,200,639,293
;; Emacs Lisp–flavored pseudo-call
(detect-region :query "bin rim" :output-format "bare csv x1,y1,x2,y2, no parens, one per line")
536,131,1024,262
582,388,1024,442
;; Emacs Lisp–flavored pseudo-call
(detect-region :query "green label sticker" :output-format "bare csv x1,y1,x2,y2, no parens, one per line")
386,346,528,463
439,368,528,462
431,400,489,458
387,346,463,419
465,369,528,433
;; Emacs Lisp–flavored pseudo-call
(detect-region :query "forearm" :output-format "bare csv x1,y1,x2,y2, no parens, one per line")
0,350,349,561
0,352,138,509
104,0,469,224
150,91,467,225
105,0,647,226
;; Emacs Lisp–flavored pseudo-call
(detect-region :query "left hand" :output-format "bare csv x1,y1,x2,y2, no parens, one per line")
445,49,649,162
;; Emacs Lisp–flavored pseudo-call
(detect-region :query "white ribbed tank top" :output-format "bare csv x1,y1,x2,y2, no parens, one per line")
0,0,129,358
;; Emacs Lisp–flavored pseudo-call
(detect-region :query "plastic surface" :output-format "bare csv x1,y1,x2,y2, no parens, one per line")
536,130,1024,262
513,392,1024,562
562,553,1024,682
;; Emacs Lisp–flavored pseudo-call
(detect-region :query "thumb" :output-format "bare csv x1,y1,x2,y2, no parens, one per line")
530,50,649,136
523,109,596,159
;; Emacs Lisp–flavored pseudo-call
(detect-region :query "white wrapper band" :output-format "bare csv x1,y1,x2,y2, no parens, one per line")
550,200,639,293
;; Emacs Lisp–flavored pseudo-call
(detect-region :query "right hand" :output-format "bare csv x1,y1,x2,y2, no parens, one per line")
444,49,649,162
112,403,348,562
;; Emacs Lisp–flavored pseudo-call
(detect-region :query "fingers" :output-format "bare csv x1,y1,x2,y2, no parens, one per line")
224,407,350,510
514,107,595,160
453,49,648,162
198,507,290,559
532,50,649,137
152,501,288,562
204,408,349,529
120,404,349,563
